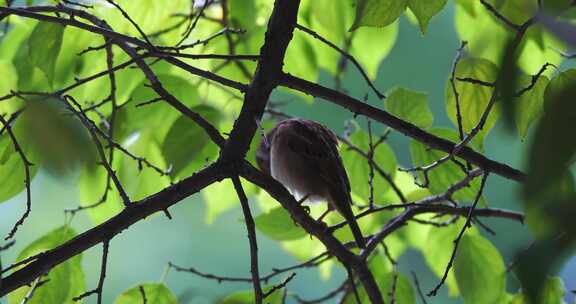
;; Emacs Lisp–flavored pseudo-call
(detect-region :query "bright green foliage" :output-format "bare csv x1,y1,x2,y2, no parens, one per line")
386,87,434,129
410,128,484,202
454,0,563,75
27,22,64,87
255,207,307,240
8,226,84,304
407,0,448,34
0,132,38,204
307,0,397,79
351,0,407,30
202,178,256,224
445,57,499,147
515,76,548,139
423,218,479,296
219,285,285,304
341,129,397,205
114,283,177,304
0,60,17,97
454,234,506,304
162,105,222,179
343,250,416,303
350,23,398,79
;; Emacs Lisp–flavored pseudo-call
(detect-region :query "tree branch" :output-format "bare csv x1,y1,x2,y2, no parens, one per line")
278,73,525,182
0,162,227,296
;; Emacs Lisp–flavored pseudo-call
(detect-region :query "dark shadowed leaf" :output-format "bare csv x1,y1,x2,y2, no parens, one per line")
543,69,576,112
114,283,177,304
510,276,567,304
8,226,84,304
525,82,576,198
18,97,95,175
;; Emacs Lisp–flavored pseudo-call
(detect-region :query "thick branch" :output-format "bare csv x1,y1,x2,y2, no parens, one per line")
0,163,227,296
240,162,384,304
278,73,525,182
220,0,301,160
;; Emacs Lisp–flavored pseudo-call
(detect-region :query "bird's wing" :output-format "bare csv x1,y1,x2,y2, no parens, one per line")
286,120,352,196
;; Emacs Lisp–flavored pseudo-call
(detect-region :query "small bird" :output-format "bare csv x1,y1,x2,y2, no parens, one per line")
256,118,366,249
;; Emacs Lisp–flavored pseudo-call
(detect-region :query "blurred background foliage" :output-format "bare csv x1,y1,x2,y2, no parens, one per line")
1,0,576,303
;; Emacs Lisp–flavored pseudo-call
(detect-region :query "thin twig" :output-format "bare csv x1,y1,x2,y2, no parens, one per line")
232,176,263,303
1,114,33,240
411,271,428,304
295,23,385,99
72,241,110,303
427,173,489,296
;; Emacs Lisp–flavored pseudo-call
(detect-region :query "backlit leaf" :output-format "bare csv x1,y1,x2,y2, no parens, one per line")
114,283,177,304
8,226,84,304
255,207,307,240
27,22,65,87
386,86,433,129
407,0,448,34
351,0,408,30
454,234,506,304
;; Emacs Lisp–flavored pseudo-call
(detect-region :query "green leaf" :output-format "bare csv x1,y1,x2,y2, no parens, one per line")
79,132,170,224
27,22,65,87
343,251,415,303
454,0,563,75
454,234,506,304
8,226,84,304
341,129,397,204
228,0,257,31
510,276,567,304
220,285,284,304
114,283,177,304
161,105,222,178
515,75,548,139
410,128,484,202
423,218,480,296
525,81,576,199
18,97,96,175
0,60,17,97
255,207,307,240
202,178,256,224
386,87,434,129
351,0,408,30
284,30,319,83
445,57,499,146
0,134,38,204
407,0,448,34
350,22,398,79
543,69,576,112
